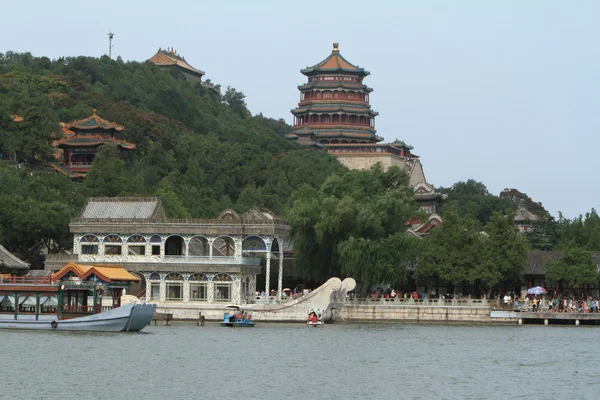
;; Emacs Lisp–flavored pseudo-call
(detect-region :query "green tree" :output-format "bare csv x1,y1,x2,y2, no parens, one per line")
440,179,515,225
475,211,529,295
82,143,131,197
416,214,481,295
287,164,419,288
546,247,598,290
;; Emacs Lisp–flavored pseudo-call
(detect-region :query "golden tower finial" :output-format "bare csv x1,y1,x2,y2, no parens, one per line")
333,42,339,52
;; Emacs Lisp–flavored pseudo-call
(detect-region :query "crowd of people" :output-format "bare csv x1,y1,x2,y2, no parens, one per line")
503,293,600,313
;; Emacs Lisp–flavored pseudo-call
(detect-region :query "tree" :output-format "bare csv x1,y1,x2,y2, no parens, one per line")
439,179,515,225
546,247,597,290
476,211,528,295
416,214,481,295
223,86,250,119
287,164,420,289
82,143,131,197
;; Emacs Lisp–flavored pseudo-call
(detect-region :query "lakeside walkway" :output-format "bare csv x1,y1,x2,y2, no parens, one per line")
490,310,600,325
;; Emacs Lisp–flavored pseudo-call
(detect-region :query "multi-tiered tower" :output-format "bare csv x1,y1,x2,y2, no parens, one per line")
289,42,380,146
288,43,445,236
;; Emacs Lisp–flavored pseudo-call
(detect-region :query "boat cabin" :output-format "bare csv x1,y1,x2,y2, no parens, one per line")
0,262,140,321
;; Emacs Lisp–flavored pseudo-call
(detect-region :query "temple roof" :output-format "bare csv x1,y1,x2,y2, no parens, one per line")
79,197,166,220
292,103,378,116
149,48,205,77
315,130,379,139
0,244,29,270
514,206,540,223
53,134,136,150
50,163,85,179
301,43,369,77
52,262,140,282
65,110,124,132
389,139,414,151
298,81,373,92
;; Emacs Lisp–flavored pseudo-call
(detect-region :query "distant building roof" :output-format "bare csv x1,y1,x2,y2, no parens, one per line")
526,250,600,275
301,43,369,77
514,206,540,223
80,197,166,220
149,48,205,77
0,244,29,270
65,110,124,132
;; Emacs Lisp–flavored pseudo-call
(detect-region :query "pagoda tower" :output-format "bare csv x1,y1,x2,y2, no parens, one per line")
50,110,135,180
288,42,380,146
288,43,446,236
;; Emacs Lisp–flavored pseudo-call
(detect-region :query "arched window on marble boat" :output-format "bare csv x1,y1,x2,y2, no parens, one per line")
242,236,266,256
150,235,162,256
212,236,235,257
189,236,210,257
165,235,185,257
103,235,122,255
147,272,161,301
165,273,184,301
127,235,146,256
213,273,233,302
189,273,208,302
80,235,99,255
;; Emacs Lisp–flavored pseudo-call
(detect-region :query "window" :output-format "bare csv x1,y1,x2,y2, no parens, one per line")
165,273,183,301
152,245,161,256
81,245,98,255
214,284,231,302
190,273,208,301
104,245,122,255
166,283,182,301
149,283,160,300
213,273,232,302
128,246,145,255
190,283,208,301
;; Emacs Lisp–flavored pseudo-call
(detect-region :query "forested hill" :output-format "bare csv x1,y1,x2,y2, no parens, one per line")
0,51,345,264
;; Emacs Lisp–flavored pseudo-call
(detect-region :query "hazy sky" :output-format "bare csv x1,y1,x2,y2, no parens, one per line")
2,1,598,219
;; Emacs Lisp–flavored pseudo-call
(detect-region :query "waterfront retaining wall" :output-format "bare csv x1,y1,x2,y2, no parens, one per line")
341,304,516,323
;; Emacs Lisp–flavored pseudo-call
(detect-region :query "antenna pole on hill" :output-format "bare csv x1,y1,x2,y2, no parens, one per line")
107,30,114,59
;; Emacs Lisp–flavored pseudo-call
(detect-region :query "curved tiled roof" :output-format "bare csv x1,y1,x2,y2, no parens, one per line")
54,134,135,150
298,82,373,92
314,130,377,139
52,262,139,282
0,244,29,270
65,110,124,132
149,48,205,77
49,163,86,179
301,43,369,77
300,104,376,114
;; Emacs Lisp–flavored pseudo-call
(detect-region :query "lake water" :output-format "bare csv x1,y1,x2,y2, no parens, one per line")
1,322,598,399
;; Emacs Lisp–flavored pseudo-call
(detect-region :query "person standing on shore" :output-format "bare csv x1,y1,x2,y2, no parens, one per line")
503,294,510,310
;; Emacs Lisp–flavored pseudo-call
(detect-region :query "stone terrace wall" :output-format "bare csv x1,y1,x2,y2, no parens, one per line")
341,304,517,324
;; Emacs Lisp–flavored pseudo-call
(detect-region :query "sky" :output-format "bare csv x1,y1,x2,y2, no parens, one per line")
2,0,598,219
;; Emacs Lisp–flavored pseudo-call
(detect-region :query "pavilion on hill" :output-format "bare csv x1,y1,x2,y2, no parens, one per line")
287,43,445,236
149,47,204,84
50,110,135,180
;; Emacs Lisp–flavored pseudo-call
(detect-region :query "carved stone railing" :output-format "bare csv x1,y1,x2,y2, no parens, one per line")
344,297,491,308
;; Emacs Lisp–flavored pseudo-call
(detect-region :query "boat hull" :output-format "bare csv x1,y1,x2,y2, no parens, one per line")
0,303,157,332
220,321,255,327
307,321,324,327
